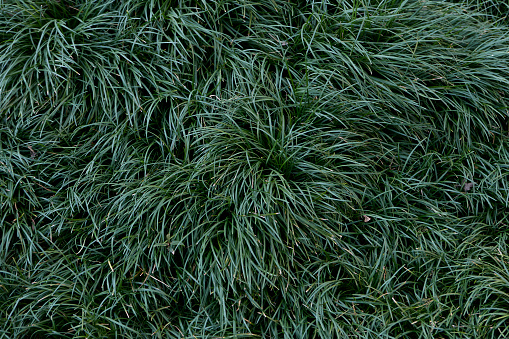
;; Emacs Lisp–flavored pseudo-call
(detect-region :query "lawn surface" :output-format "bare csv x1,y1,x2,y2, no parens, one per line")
1,0,509,337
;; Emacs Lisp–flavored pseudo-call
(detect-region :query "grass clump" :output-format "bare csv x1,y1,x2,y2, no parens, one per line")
1,0,509,337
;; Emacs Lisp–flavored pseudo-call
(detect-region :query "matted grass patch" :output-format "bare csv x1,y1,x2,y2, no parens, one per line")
1,0,509,337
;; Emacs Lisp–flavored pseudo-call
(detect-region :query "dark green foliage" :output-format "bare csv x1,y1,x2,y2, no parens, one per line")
1,0,509,337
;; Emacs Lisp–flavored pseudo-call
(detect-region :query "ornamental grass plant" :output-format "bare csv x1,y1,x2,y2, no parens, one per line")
1,0,509,337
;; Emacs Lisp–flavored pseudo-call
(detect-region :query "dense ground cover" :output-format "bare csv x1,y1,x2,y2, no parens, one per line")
1,0,509,337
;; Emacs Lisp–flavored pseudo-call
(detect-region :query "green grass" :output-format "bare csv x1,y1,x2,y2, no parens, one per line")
1,0,509,337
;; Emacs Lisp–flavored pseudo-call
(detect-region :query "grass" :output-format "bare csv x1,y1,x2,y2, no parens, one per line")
0,0,508,337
